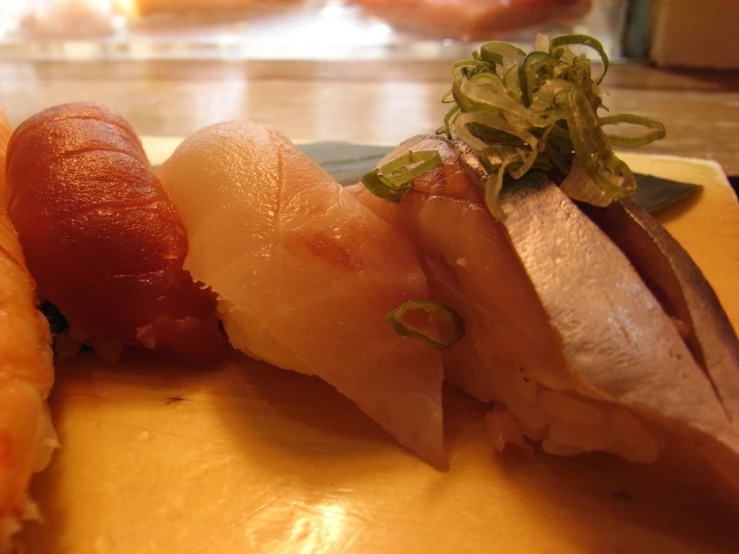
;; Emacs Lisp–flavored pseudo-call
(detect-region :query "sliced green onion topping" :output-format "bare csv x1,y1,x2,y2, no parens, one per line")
550,33,610,83
386,300,465,350
599,114,666,147
361,150,442,203
480,41,526,72
438,33,666,217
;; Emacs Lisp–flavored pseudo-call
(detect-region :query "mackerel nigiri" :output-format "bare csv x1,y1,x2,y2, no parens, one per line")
5,102,227,365
351,133,739,490
343,35,739,486
155,121,447,467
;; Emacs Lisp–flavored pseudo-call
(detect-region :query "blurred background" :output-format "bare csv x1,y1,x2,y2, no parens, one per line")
0,0,631,62
0,0,736,181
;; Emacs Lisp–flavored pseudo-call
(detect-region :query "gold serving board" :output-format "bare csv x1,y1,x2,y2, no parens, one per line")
21,142,739,554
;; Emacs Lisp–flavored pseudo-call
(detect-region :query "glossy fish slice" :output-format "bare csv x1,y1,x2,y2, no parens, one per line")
348,137,573,402
353,134,739,486
5,103,227,365
0,109,56,554
585,198,739,422
155,121,447,468
498,175,739,488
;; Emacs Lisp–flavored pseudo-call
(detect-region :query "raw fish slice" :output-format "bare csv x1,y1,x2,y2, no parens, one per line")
351,0,591,40
155,121,446,467
348,136,572,402
351,134,739,486
497,175,739,489
5,102,227,365
0,109,56,554
584,198,739,422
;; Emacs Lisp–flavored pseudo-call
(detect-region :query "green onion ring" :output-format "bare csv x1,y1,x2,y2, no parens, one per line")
599,114,667,147
550,34,610,83
480,41,526,71
386,300,466,350
518,51,565,107
558,87,637,199
360,150,443,203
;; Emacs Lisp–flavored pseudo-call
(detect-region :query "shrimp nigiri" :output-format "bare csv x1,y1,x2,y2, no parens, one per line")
0,109,57,554
5,103,227,365
155,121,447,467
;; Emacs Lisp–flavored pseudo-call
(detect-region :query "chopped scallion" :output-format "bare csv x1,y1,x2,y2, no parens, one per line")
438,33,666,217
599,114,666,147
386,300,465,350
361,150,442,203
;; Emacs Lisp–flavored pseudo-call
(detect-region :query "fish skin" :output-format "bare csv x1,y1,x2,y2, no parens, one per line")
348,135,572,400
355,134,739,489
155,121,447,469
498,174,739,490
5,103,227,366
584,198,739,423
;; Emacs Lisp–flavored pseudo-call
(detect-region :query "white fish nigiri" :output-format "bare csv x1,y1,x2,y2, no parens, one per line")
155,121,447,468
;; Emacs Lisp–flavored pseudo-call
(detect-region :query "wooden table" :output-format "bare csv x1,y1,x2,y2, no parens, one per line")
0,60,737,176
5,58,739,554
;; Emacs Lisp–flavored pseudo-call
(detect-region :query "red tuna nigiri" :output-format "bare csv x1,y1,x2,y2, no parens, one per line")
5,102,226,365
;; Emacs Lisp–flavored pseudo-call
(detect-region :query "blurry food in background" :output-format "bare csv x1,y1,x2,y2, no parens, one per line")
127,0,253,17
349,0,592,40
5,0,261,40
0,1,624,62
17,0,121,39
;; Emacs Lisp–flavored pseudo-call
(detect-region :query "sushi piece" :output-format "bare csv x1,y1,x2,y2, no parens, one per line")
155,121,447,467
0,109,57,554
351,132,739,486
582,197,739,423
347,135,573,409
5,102,227,365
350,0,591,40
348,33,739,487
497,174,739,482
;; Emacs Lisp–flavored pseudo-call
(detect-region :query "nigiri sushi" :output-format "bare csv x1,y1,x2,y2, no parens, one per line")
351,136,739,485
0,109,57,554
348,35,739,488
5,102,227,365
155,121,448,467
